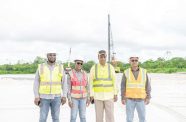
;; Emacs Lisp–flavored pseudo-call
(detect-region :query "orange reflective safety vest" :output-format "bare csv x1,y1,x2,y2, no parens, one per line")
124,67,147,99
70,69,87,98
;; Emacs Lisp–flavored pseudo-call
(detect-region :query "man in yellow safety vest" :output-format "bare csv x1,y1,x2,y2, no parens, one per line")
90,50,118,122
33,51,67,122
121,56,151,122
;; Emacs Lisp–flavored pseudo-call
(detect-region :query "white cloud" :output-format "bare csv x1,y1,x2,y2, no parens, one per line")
0,0,185,64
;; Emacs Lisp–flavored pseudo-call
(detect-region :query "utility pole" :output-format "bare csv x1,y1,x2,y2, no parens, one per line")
108,14,111,63
65,47,72,74
68,48,71,67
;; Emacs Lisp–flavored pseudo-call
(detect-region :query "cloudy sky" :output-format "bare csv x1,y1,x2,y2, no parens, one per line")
0,0,186,64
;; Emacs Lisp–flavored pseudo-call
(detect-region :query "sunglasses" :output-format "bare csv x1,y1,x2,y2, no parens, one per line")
131,60,138,62
48,54,56,56
76,62,83,65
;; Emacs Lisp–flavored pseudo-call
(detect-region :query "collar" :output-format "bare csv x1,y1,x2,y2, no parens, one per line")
73,69,83,73
131,67,140,71
46,61,57,66
98,63,108,67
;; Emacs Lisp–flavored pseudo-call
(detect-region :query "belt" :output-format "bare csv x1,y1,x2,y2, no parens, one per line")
127,98,144,101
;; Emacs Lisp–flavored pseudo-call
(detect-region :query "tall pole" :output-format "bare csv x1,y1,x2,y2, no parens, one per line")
68,48,71,67
108,14,111,63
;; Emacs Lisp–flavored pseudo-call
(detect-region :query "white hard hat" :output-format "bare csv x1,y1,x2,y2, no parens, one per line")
129,54,139,59
46,48,57,54
74,56,84,62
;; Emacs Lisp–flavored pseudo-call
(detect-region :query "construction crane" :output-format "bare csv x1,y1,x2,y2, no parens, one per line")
108,14,120,73
65,48,72,74
165,51,172,60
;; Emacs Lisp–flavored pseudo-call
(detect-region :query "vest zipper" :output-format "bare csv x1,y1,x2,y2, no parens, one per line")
50,69,52,94
80,74,82,98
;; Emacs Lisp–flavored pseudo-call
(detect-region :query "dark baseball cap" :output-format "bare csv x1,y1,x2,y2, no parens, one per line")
98,50,106,55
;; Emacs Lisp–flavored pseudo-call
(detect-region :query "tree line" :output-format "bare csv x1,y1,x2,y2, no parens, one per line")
0,56,186,74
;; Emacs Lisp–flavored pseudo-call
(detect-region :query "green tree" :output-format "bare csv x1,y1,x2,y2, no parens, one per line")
34,56,46,64
83,60,95,72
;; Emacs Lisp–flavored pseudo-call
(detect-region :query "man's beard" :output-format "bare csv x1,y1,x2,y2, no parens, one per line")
48,59,56,63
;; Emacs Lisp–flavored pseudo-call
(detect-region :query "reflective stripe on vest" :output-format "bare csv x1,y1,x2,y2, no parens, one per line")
70,69,87,98
93,63,114,92
125,67,147,98
40,82,61,85
94,63,112,81
39,63,63,94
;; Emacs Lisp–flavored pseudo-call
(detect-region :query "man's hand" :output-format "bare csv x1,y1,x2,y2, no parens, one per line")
90,96,94,104
121,99,126,105
145,98,150,105
61,97,66,105
86,99,90,107
114,95,118,102
68,101,73,108
34,97,40,106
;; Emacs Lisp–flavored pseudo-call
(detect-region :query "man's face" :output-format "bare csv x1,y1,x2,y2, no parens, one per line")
98,54,107,64
47,53,56,63
130,57,139,67
75,61,83,70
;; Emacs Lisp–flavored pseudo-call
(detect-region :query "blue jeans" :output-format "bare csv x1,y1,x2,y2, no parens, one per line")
70,98,86,122
126,99,146,122
39,97,61,122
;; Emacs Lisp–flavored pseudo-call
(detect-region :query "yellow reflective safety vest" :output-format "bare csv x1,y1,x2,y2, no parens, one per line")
93,63,114,92
38,63,63,94
124,67,147,99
